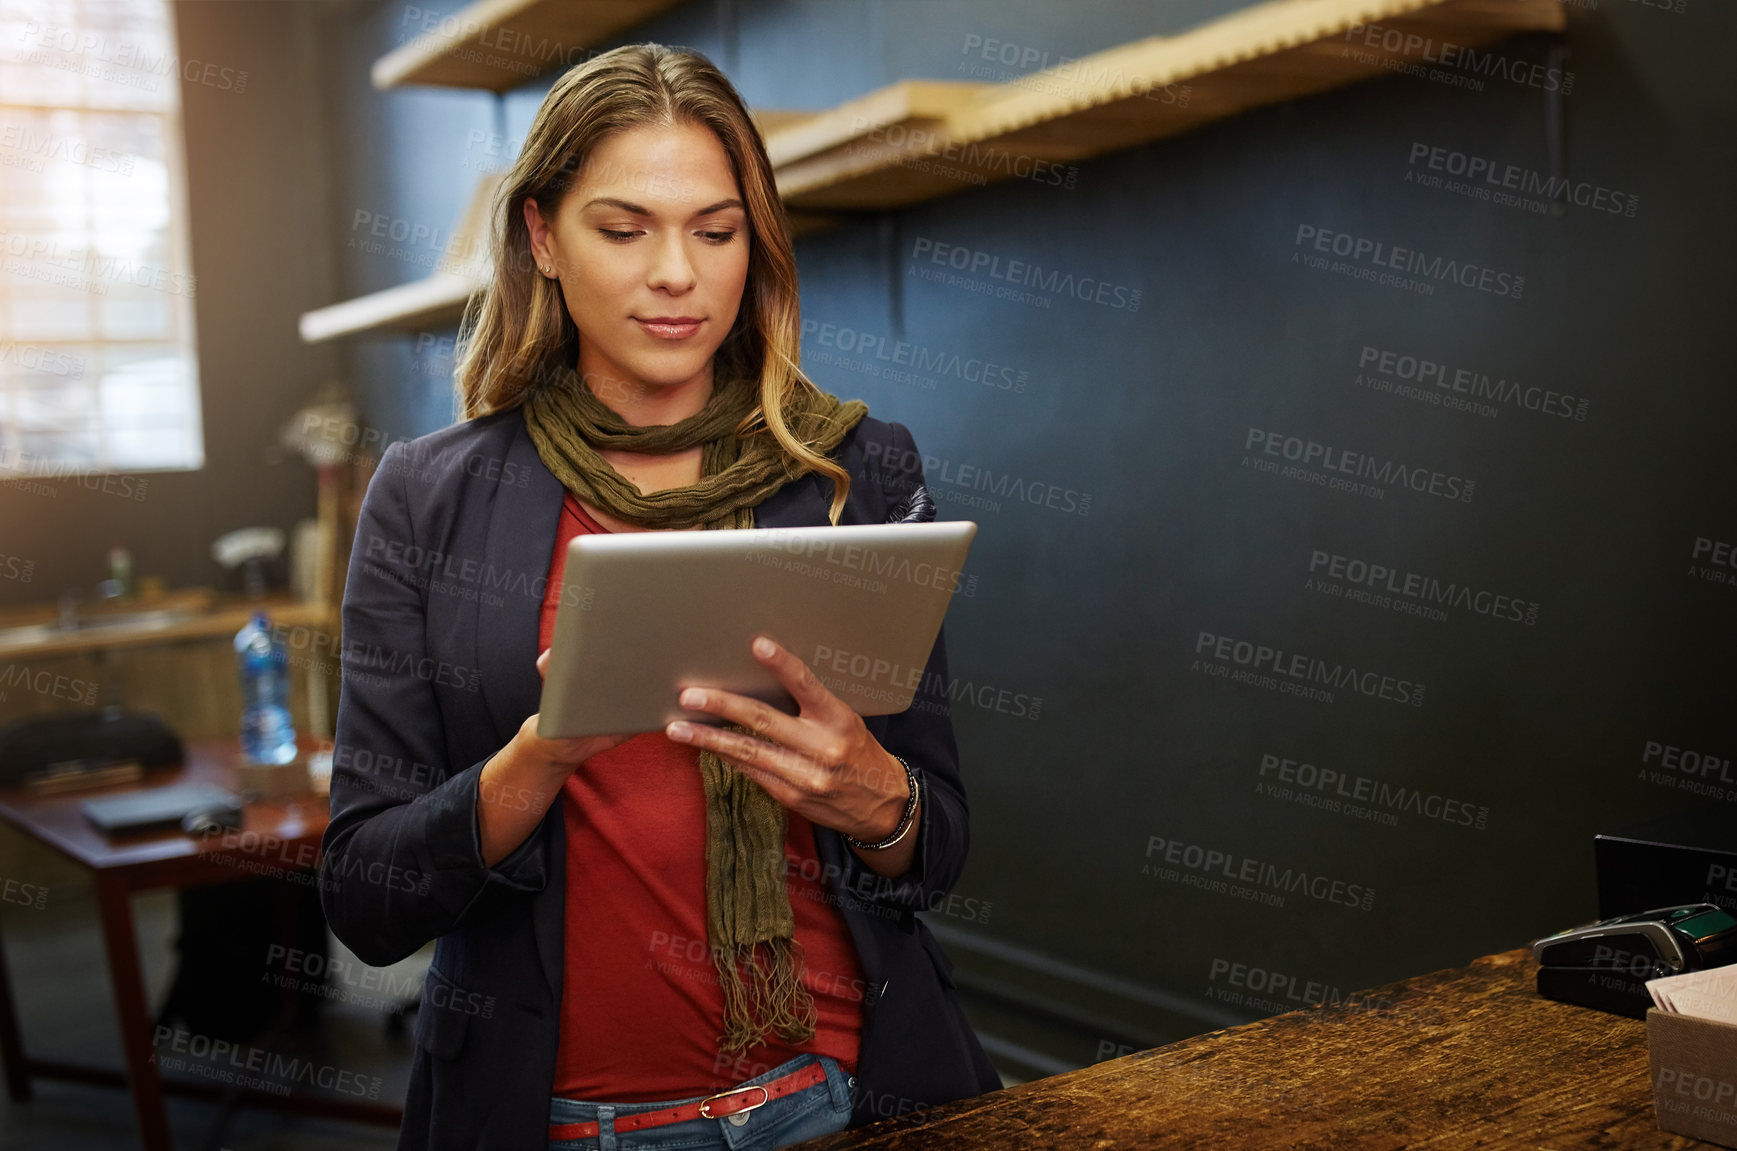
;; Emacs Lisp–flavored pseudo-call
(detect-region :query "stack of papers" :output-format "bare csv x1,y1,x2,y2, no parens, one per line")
1648,966,1737,1024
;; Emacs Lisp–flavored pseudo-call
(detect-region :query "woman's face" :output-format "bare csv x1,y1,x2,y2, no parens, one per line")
523,120,751,405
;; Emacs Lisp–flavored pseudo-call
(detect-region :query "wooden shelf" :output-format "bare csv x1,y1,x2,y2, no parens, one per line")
329,0,1565,340
299,173,502,344
764,81,997,214
298,271,484,343
768,0,1566,214
372,0,685,91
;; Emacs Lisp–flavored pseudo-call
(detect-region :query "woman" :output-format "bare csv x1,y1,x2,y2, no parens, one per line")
319,42,998,1151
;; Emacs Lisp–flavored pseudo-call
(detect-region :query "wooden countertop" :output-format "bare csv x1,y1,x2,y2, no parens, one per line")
803,950,1709,1149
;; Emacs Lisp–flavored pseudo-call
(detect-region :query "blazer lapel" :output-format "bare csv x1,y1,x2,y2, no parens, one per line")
476,413,563,748
755,470,830,528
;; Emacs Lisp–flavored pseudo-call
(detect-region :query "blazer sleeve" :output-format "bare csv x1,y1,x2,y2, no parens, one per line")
831,419,973,914
319,441,546,968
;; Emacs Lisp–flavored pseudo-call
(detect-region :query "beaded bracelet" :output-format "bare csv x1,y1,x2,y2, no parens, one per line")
842,755,920,851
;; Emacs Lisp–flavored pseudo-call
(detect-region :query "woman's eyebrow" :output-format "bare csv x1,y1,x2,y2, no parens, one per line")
581,196,744,217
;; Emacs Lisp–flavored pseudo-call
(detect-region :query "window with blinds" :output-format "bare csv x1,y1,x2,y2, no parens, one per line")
0,0,202,475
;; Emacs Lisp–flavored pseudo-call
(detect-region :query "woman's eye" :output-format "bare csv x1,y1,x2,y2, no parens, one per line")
598,228,639,241
700,231,737,245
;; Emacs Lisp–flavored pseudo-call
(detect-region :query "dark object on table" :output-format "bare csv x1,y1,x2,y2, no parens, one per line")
1532,903,1737,1018
1595,833,1737,918
0,708,183,787
181,803,243,834
82,782,241,835
26,760,144,795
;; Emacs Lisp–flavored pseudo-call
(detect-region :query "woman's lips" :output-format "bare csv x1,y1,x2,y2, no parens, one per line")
635,317,703,340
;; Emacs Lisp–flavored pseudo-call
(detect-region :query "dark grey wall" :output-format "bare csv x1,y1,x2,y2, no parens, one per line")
317,0,1737,1072
0,0,337,609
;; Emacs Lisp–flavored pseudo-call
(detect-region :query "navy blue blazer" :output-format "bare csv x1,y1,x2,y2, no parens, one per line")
318,407,999,1149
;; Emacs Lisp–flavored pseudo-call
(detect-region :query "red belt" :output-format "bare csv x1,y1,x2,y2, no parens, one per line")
548,1062,828,1141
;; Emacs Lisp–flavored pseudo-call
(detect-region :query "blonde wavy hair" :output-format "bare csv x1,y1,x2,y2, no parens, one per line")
455,43,853,522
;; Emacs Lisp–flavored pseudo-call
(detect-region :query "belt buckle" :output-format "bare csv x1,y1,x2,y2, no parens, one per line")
698,1083,770,1121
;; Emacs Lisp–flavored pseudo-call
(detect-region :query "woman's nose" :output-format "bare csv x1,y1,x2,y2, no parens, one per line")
646,232,697,292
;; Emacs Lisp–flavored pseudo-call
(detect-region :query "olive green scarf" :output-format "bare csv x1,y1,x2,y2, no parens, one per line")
524,366,867,1054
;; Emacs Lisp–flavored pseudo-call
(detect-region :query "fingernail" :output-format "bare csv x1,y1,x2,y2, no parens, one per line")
667,722,692,742
753,637,775,657
681,688,704,708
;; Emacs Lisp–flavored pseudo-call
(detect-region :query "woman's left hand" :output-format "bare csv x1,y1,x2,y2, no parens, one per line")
666,635,918,876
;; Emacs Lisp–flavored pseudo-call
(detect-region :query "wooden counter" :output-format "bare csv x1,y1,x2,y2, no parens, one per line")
0,594,339,743
803,950,1708,1149
0,595,334,663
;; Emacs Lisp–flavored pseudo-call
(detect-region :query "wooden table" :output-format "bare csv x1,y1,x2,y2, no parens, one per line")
0,740,400,1149
802,950,1713,1149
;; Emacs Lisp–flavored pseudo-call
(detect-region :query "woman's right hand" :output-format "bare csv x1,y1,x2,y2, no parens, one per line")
477,649,631,867
511,649,633,771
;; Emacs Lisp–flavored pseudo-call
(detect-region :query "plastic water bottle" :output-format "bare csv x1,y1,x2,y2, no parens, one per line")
236,611,297,765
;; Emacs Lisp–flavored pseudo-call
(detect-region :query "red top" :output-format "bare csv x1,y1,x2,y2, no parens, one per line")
543,493,866,1101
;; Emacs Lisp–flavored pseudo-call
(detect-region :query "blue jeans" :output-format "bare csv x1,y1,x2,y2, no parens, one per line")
548,1054,854,1151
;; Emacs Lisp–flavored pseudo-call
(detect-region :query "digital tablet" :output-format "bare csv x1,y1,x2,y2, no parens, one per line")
537,520,977,739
